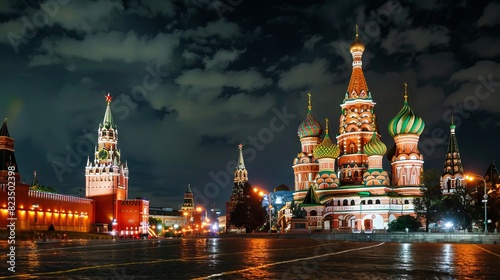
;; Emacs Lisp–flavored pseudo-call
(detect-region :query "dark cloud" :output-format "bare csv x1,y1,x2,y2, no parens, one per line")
0,0,498,211
463,36,500,58
476,2,500,27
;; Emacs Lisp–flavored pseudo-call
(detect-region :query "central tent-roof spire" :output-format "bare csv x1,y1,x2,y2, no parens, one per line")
346,25,369,100
102,93,115,130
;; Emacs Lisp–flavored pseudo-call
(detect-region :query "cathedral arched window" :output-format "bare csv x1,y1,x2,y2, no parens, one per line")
367,200,373,204
375,199,380,204
404,200,409,204
343,199,348,206
350,200,355,205
310,210,317,216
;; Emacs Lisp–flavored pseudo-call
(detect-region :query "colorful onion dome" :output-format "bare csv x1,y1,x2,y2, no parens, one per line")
364,132,387,156
388,83,425,137
298,93,322,138
313,119,340,159
349,25,365,53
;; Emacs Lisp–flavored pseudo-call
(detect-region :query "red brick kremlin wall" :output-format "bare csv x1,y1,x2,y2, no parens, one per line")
0,182,94,232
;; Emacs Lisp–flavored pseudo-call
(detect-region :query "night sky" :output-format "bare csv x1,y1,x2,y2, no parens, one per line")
1,0,499,212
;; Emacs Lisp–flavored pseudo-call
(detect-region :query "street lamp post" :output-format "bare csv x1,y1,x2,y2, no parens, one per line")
32,203,39,240
79,213,85,232
196,206,209,236
466,174,488,233
254,188,273,234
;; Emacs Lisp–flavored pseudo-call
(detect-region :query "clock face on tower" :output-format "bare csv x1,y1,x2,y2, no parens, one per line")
98,149,109,160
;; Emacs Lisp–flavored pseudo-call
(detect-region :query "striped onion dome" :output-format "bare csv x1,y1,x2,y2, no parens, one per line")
313,119,340,159
388,83,425,137
298,93,322,138
364,132,387,156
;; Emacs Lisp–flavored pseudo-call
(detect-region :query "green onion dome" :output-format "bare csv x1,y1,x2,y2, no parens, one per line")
298,93,322,138
388,83,425,137
364,132,387,156
313,119,340,159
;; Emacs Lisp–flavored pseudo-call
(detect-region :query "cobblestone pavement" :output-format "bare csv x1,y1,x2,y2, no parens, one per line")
1,237,500,279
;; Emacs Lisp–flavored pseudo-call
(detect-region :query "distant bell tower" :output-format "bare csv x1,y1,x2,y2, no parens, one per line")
230,144,249,202
181,184,195,212
226,144,251,232
85,94,129,224
234,143,248,184
440,117,464,193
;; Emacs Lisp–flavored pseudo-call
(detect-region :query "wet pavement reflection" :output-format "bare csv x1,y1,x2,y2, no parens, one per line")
1,238,499,279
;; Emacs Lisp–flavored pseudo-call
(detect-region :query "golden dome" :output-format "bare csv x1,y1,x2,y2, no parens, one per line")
350,25,365,52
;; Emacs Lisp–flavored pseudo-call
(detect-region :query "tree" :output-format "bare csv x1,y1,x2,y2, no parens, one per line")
31,184,57,193
486,189,500,232
388,215,421,231
229,183,266,233
148,217,162,234
413,168,443,231
441,182,479,231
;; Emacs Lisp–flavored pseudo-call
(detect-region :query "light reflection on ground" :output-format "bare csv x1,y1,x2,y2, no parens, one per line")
0,238,499,279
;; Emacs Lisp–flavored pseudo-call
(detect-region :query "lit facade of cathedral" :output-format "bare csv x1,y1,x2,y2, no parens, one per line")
279,28,425,232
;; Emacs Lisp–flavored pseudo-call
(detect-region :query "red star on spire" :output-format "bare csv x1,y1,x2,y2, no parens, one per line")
105,93,112,103
238,143,243,150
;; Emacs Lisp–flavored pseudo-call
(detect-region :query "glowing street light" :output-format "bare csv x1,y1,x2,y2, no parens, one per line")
196,206,211,235
253,187,273,234
466,173,488,233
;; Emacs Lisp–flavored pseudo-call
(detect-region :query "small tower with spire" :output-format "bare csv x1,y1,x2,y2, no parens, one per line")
234,144,248,184
440,117,465,193
226,144,253,232
387,83,425,186
230,144,249,202
337,26,380,185
0,118,21,184
181,184,195,212
293,93,322,201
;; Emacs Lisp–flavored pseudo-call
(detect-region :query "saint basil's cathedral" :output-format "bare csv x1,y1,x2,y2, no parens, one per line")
278,28,426,231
